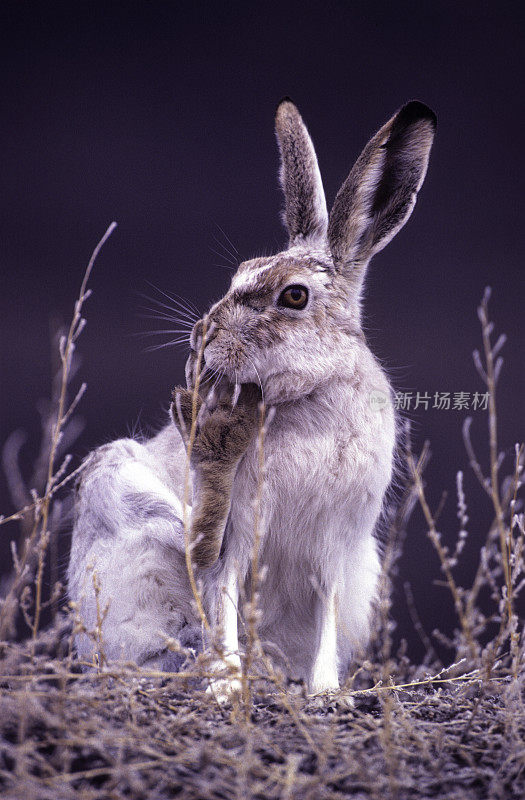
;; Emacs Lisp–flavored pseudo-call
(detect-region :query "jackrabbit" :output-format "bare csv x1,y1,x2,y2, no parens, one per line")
68,98,436,695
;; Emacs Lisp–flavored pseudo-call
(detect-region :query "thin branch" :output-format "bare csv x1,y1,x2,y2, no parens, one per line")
0,223,116,643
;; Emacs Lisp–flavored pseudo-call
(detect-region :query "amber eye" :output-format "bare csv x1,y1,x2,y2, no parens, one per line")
278,284,309,310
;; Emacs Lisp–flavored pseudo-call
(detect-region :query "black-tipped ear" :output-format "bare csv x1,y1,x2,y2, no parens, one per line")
328,101,436,280
275,98,328,246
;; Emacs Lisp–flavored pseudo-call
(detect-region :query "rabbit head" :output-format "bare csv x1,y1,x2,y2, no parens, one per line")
188,99,436,403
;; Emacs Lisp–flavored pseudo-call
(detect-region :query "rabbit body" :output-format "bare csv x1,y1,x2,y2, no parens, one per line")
68,99,436,692
220,336,394,689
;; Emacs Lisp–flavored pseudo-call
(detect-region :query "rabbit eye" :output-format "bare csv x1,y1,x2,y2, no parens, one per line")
278,284,309,310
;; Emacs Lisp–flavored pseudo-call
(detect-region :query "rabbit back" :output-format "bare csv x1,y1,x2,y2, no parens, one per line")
68,431,198,667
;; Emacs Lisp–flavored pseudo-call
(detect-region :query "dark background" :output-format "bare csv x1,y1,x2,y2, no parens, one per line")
1,1,523,658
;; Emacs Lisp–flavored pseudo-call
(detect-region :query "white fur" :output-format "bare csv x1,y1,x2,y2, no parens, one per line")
68,99,435,694
231,264,273,291
68,438,196,668
119,460,185,516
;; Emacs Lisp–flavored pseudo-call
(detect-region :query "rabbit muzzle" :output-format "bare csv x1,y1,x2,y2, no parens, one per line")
188,312,256,386
203,326,251,380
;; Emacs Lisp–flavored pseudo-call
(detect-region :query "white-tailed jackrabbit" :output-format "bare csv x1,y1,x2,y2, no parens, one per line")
68,98,436,696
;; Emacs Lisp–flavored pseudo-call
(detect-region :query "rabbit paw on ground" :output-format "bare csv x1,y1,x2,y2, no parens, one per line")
205,654,243,705
306,689,355,711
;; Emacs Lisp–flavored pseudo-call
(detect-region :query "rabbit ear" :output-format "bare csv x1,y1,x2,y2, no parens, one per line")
328,101,436,278
275,98,329,246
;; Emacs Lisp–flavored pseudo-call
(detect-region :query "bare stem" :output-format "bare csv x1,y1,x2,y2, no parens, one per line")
408,452,477,659
181,322,211,633
0,223,117,644
477,290,518,677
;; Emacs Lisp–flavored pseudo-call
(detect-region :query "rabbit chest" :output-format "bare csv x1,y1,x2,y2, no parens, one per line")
226,380,395,577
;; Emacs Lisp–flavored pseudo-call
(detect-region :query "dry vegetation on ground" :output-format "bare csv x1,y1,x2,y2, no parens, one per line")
0,228,523,799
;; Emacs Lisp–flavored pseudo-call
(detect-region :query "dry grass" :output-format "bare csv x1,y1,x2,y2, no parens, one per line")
0,631,523,800
0,229,523,799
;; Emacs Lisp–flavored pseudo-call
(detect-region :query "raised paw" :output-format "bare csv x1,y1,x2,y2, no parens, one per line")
190,381,262,467
171,386,202,445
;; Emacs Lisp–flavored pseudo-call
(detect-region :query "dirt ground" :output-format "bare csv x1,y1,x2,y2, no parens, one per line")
0,624,523,800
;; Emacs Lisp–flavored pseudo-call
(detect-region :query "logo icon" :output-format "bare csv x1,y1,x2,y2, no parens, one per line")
369,389,388,411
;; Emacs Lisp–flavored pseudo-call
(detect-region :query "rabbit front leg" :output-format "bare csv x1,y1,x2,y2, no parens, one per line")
204,560,243,703
309,584,339,694
309,584,356,709
171,381,261,567
171,381,260,702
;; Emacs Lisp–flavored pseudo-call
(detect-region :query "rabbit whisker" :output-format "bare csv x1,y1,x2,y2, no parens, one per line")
140,298,198,325
211,233,238,265
144,281,201,317
215,224,240,257
211,371,224,392
135,329,195,338
139,309,196,327
212,260,237,272
144,336,191,353
200,364,218,382
210,239,237,265
209,246,237,270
